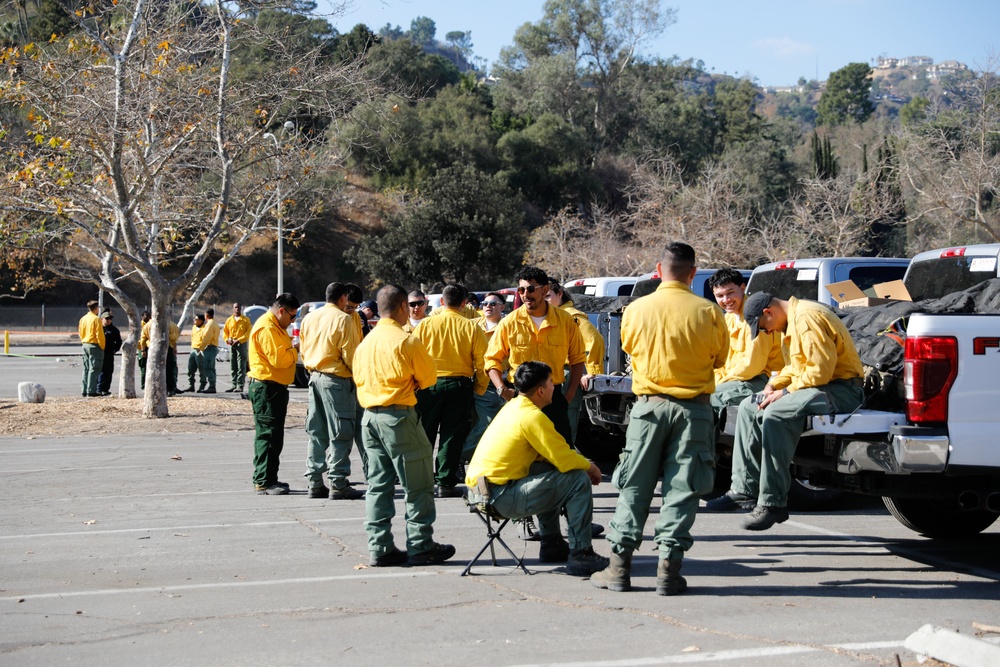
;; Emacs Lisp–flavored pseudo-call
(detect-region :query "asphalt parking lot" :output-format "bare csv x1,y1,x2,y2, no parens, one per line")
2,348,999,666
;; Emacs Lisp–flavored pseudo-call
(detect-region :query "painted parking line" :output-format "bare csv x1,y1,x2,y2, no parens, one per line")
504,641,906,667
3,571,436,601
0,511,473,540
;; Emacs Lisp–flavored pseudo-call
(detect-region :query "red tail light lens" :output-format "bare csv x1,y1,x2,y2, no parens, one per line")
904,336,957,423
775,261,795,270
939,247,966,258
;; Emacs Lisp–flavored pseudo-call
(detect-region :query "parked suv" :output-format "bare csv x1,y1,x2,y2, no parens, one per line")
746,257,910,306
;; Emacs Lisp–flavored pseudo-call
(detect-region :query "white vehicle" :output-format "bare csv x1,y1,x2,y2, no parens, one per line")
903,243,1000,300
745,257,910,307
564,276,638,298
630,269,752,300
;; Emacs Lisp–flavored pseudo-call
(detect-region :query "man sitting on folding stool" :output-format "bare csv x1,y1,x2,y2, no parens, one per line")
465,361,609,577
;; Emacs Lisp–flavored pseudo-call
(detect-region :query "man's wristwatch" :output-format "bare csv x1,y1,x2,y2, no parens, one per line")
496,386,506,397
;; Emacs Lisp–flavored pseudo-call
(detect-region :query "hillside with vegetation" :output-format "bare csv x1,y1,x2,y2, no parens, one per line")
2,0,998,308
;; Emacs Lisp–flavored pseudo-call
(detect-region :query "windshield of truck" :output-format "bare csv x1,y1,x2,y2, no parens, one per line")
746,268,817,300
905,255,999,301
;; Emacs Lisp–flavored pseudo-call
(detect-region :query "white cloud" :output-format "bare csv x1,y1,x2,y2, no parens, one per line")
752,37,816,58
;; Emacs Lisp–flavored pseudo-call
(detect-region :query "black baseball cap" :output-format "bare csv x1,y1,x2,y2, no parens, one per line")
742,292,774,338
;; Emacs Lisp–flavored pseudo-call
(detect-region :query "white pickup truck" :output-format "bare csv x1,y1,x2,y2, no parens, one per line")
579,248,1000,537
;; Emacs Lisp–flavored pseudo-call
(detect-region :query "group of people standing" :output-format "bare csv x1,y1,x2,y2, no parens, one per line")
79,238,865,592
79,302,254,398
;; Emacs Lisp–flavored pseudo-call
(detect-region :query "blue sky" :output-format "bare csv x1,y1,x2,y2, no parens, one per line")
324,0,997,86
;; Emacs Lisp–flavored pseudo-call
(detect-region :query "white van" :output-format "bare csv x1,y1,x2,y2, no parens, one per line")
563,276,638,298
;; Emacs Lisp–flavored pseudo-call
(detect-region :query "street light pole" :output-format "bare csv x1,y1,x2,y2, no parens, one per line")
263,123,294,297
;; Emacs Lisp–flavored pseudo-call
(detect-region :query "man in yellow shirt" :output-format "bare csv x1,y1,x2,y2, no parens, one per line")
184,313,208,394
591,242,728,596
466,361,609,576
198,308,221,394
714,292,864,530
223,303,251,393
402,290,427,333
413,284,488,498
706,269,784,433
248,293,300,496
299,283,364,500
78,300,106,397
545,279,606,445
137,310,151,389
485,266,586,445
354,285,454,568
140,315,181,395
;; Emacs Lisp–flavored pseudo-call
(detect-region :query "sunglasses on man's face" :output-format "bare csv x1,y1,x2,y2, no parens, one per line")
517,285,544,295
483,301,503,307
408,301,426,308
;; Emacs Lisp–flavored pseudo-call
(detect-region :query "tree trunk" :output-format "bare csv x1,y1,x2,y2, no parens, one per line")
143,288,171,418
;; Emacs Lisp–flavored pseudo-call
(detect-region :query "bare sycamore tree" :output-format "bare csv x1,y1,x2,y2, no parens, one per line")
897,55,1000,250
0,0,383,416
526,205,650,279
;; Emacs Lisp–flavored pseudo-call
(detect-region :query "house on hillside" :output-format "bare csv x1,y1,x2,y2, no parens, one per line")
927,60,969,80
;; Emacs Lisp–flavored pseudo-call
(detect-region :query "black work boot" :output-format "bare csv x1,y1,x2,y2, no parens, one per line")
590,550,632,592
656,559,687,596
538,536,570,563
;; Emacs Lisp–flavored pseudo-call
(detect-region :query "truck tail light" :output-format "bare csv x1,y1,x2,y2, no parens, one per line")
904,336,957,423
775,261,795,270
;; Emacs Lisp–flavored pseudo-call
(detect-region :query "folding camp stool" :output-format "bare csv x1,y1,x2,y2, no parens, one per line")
461,478,532,577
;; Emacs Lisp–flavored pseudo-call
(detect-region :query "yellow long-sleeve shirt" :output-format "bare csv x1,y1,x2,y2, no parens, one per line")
203,319,220,348
622,280,728,399
223,315,251,344
770,298,863,392
298,303,359,378
354,318,437,408
413,308,489,395
465,395,591,486
715,310,784,384
248,310,298,385
190,323,206,351
140,320,181,350
484,305,586,385
561,302,606,376
78,312,105,349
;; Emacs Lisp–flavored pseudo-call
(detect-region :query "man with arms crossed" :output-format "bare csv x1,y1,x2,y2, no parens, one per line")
591,242,728,595
710,292,864,530
300,282,365,500
466,361,609,576
354,285,455,567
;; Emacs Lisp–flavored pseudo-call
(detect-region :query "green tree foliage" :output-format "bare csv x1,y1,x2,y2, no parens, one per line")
811,132,839,178
408,16,436,47
26,0,76,42
494,0,675,151
854,139,906,255
367,37,460,96
445,30,472,60
333,23,379,62
817,62,874,126
899,96,930,126
496,113,591,212
353,165,527,287
347,85,497,190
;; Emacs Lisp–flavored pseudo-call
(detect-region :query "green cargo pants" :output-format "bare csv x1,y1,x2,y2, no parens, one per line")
361,406,436,557
711,375,768,435
250,379,289,488
730,379,864,508
487,461,594,551
187,350,204,390
416,377,473,488
202,345,218,390
81,343,104,396
230,341,248,391
303,372,357,491
606,395,715,561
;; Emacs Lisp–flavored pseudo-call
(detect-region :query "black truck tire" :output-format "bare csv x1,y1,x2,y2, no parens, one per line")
883,496,999,538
